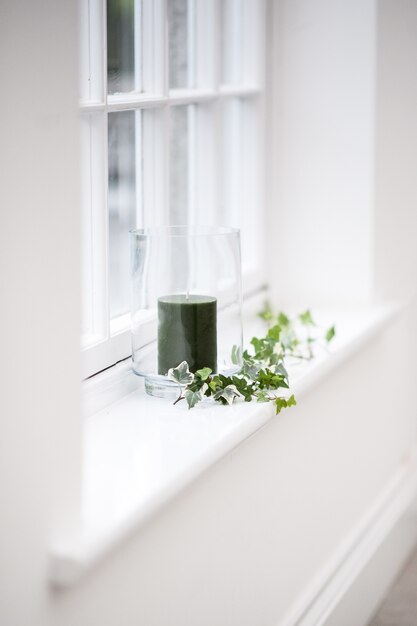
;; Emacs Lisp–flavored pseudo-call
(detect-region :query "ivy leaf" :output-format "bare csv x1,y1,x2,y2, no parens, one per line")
214,384,240,405
209,380,218,392
275,394,297,414
242,360,260,380
231,344,242,365
258,302,274,322
325,325,336,342
274,362,289,382
277,311,290,327
195,367,212,381
267,324,281,342
287,394,297,407
256,390,270,403
250,336,263,354
280,327,297,350
299,309,315,326
269,352,281,365
184,389,203,409
257,368,288,390
167,361,194,386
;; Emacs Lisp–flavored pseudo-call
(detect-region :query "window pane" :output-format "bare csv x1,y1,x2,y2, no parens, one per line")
80,112,107,346
220,97,262,273
220,98,243,227
170,105,190,224
108,110,142,318
168,0,190,89
80,115,94,338
221,0,243,85
107,0,139,94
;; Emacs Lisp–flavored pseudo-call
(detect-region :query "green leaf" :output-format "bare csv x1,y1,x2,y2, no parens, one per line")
184,389,203,409
195,367,212,381
167,361,194,386
275,394,297,414
277,311,290,327
267,324,281,342
257,368,288,390
325,325,336,342
299,309,315,326
231,344,242,365
287,394,297,407
258,302,274,322
250,336,263,353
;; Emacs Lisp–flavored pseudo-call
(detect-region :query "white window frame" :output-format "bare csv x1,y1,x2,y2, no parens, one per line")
80,0,267,379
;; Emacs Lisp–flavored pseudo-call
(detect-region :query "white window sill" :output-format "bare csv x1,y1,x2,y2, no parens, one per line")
49,300,402,588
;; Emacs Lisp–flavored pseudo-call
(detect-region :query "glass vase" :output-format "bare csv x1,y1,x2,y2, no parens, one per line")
130,226,243,398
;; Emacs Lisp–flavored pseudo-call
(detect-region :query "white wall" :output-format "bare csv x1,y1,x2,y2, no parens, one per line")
0,1,82,624
267,0,417,310
1,1,417,625
374,0,417,302
268,0,377,309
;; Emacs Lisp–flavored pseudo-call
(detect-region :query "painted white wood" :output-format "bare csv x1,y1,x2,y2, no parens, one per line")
277,452,417,626
51,304,401,587
325,510,417,626
81,0,267,378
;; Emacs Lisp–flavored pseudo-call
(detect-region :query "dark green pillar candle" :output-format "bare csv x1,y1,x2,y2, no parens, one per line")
158,294,217,375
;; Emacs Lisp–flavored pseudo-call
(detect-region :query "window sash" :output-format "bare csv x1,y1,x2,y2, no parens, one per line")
81,0,266,379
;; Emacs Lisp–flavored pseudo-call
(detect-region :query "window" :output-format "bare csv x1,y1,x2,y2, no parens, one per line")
80,0,266,379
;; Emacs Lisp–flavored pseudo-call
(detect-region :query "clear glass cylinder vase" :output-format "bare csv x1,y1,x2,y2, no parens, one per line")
130,226,243,398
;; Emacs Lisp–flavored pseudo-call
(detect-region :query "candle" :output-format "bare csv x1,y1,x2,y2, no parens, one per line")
158,294,217,375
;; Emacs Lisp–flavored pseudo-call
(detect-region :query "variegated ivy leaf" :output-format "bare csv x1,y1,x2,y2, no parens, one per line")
167,361,194,386
215,384,239,405
279,327,297,350
184,389,203,409
256,390,270,403
242,360,261,380
274,362,289,382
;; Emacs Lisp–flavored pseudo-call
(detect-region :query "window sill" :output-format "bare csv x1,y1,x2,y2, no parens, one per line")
49,300,402,588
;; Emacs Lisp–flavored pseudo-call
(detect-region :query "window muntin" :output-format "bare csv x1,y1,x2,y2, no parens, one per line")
80,0,266,378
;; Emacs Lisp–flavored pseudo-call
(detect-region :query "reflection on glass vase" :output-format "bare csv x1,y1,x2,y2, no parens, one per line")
130,226,243,398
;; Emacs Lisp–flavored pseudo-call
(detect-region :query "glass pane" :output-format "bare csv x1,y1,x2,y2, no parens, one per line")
170,105,189,224
220,98,243,227
80,114,94,338
80,112,107,346
108,110,141,318
168,0,190,89
221,0,243,84
107,0,138,94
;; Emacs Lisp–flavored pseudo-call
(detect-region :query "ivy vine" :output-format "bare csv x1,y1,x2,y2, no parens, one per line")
168,306,335,413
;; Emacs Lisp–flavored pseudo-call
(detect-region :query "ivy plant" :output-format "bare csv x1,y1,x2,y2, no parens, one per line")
168,305,335,414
